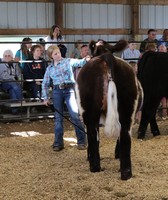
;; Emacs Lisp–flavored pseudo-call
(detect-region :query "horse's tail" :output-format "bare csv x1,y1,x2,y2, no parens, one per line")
104,80,121,138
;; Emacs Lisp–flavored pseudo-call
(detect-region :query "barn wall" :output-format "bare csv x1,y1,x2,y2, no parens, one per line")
0,1,168,35
0,2,55,29
63,3,131,55
0,1,167,56
0,1,132,57
140,5,168,29
63,3,131,29
139,4,168,40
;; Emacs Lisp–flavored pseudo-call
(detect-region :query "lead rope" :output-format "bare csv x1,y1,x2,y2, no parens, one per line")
37,95,87,135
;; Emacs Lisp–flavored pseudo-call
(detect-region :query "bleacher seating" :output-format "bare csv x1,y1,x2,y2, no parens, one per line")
0,86,55,122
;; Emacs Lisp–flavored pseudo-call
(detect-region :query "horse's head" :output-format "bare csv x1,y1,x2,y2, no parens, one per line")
89,39,128,57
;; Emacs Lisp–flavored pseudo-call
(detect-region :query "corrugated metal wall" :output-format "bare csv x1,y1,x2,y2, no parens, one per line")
0,2,55,29
63,3,131,55
140,5,168,29
140,5,168,39
0,2,168,35
0,2,168,56
64,3,131,29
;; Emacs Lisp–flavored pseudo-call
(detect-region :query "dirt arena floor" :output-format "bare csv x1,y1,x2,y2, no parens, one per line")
0,118,168,200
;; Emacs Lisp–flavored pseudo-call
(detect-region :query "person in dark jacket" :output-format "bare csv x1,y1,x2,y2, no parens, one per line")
139,29,158,53
22,45,47,98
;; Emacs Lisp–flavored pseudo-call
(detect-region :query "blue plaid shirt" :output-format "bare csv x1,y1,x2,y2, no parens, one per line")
42,57,87,99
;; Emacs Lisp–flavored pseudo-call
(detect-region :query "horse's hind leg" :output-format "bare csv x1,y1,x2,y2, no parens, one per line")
115,138,120,159
120,130,132,180
150,113,160,136
149,98,161,136
86,125,101,172
138,96,160,139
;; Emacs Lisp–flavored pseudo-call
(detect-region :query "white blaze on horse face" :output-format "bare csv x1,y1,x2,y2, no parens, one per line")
104,80,121,138
75,83,84,116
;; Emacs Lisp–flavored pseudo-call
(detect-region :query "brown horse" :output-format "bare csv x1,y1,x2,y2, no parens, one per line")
75,40,143,180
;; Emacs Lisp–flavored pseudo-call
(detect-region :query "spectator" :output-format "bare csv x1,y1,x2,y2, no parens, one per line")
73,44,90,80
36,38,50,61
80,44,90,58
70,39,82,58
158,44,167,52
15,37,32,70
145,43,157,52
42,45,90,151
139,29,158,53
23,45,47,99
121,42,141,74
158,29,168,50
158,44,168,120
45,24,67,58
0,50,22,114
121,41,141,123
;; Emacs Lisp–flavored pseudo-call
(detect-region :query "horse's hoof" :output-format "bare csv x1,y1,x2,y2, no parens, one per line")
115,154,120,159
90,166,101,172
152,131,160,137
137,132,145,139
121,170,132,180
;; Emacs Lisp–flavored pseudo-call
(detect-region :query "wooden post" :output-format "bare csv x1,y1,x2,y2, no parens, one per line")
131,0,139,39
55,0,63,27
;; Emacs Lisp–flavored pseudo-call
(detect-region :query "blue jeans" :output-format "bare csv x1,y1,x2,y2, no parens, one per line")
1,82,22,101
1,82,23,113
52,87,86,147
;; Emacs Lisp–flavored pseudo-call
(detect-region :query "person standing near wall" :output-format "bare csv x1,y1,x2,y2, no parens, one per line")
158,29,168,51
45,25,67,58
139,29,158,53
